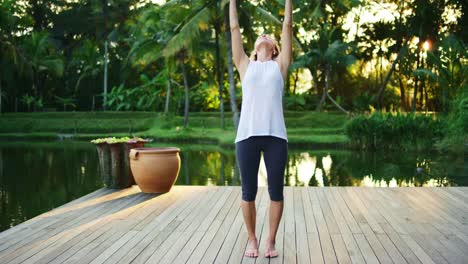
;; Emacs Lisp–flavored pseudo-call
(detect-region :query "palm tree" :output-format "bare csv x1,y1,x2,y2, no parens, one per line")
21,32,64,108
416,35,467,112
407,0,444,112
128,1,212,127
70,39,102,93
224,5,239,130
163,0,225,128
294,23,354,113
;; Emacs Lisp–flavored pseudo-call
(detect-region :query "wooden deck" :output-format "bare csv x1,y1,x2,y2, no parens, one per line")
0,186,467,264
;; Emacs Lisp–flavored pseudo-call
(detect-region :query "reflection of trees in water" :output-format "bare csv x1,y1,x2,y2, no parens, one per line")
0,144,101,232
179,147,465,187
342,150,464,186
183,151,189,185
328,155,354,187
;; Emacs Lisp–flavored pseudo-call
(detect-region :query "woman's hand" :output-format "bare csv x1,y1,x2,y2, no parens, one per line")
229,0,249,81
277,0,293,81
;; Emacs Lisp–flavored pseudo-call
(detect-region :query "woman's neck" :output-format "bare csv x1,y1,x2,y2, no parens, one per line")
256,47,272,62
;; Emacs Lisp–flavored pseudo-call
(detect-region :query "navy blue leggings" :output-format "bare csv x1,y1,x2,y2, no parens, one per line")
235,135,288,202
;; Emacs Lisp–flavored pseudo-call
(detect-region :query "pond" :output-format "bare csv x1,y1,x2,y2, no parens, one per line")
0,140,466,232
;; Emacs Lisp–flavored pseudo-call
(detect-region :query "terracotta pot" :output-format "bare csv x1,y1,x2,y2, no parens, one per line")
129,147,181,193
123,142,146,186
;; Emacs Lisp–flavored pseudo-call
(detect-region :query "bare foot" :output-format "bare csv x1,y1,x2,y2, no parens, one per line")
265,240,279,258
244,238,259,258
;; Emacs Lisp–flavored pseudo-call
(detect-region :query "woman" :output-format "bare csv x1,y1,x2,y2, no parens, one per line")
230,0,293,259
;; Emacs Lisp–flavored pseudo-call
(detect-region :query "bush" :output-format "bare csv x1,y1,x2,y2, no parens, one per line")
345,111,444,150
436,91,468,153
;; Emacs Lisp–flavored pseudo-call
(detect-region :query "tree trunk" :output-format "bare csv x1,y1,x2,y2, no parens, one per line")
224,7,239,131
316,65,327,112
32,71,37,112
412,51,420,112
316,85,327,111
0,77,2,114
420,79,424,112
215,22,225,130
293,69,298,95
424,82,428,112
327,93,348,114
180,51,189,128
316,64,348,114
183,152,189,184
377,41,407,109
398,75,407,111
165,67,171,115
103,40,108,111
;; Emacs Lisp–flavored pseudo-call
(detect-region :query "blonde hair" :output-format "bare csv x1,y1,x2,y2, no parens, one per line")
250,36,281,61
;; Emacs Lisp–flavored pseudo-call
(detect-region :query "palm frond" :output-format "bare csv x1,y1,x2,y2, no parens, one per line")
162,6,211,57
128,38,163,66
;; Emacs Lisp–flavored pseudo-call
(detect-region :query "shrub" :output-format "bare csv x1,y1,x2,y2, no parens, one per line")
436,91,468,153
345,111,444,150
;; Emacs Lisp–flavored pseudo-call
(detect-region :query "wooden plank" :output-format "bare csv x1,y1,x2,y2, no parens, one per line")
1,186,468,264
241,185,268,264
0,188,111,242
308,188,337,264
293,187,311,264
317,188,351,264
300,187,324,264
374,188,442,264
351,188,399,264
199,188,242,263
85,186,204,263
326,188,365,264
368,188,421,264
0,187,146,264
270,190,285,264
0,187,134,255
424,188,468,224
227,187,266,264
168,187,237,264
282,186,296,264
176,187,239,263
214,187,252,264
58,187,196,264
450,187,468,200
121,187,218,264
39,187,196,264
353,233,379,264
414,223,468,264
338,188,380,264
143,187,228,264
401,188,468,250
255,186,273,264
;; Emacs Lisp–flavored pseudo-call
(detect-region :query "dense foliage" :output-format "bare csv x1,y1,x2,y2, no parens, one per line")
344,111,445,150
0,0,465,115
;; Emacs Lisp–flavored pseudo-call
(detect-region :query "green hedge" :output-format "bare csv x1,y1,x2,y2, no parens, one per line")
345,112,445,150
436,92,468,152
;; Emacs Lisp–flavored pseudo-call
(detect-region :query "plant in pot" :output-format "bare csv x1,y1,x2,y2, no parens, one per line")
91,136,152,189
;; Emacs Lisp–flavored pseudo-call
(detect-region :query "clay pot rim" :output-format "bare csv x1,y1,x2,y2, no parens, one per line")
131,147,180,154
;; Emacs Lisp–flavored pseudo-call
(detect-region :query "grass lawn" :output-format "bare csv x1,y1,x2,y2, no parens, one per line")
0,111,350,147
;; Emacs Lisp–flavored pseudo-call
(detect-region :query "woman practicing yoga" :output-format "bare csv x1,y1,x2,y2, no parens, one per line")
230,0,293,258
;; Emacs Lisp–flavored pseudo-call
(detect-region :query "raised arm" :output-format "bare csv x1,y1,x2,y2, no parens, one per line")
229,0,249,80
278,0,293,78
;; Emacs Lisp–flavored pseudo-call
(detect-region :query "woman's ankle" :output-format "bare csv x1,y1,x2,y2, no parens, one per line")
267,238,276,245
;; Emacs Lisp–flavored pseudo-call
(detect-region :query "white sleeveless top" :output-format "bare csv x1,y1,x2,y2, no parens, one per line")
234,59,288,143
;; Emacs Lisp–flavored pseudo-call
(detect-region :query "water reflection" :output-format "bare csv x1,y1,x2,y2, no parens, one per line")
0,141,466,232
168,143,466,188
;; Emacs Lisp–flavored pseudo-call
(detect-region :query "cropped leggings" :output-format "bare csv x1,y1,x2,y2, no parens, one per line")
235,135,288,202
